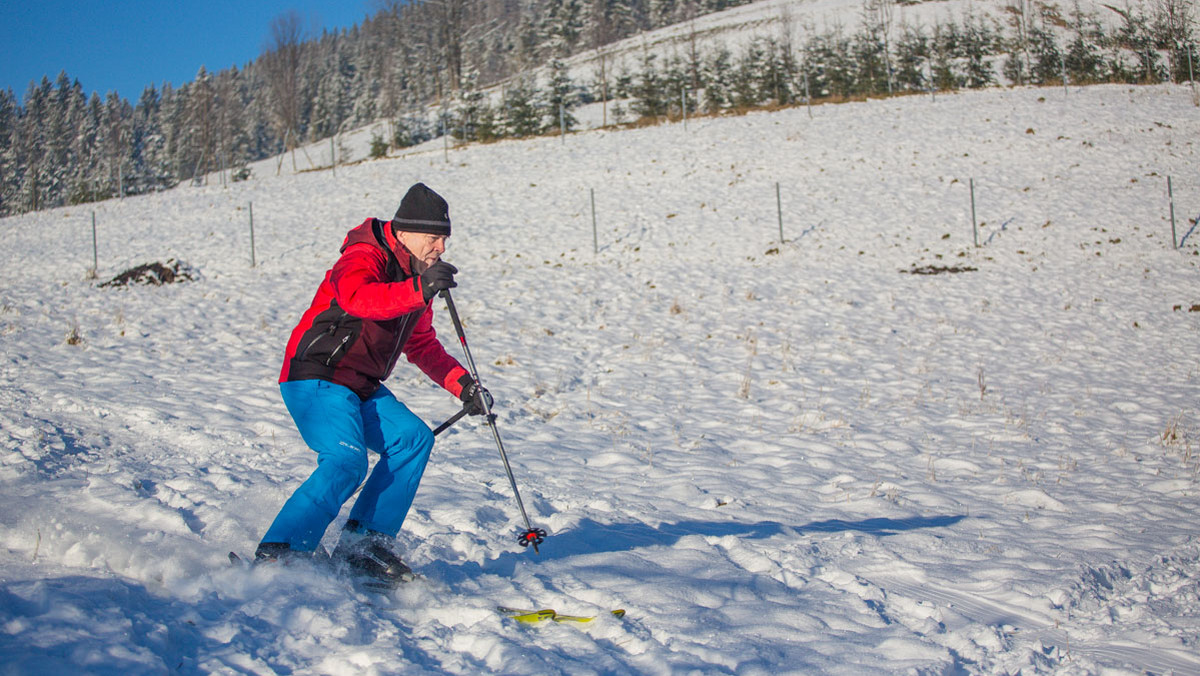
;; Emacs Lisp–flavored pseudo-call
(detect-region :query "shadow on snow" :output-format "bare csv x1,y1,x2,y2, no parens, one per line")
446,513,968,579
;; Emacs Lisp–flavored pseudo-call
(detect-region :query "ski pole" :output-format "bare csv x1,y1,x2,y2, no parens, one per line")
440,289,546,553
433,405,470,436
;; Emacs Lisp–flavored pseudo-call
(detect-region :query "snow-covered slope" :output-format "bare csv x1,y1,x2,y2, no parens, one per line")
1,82,1198,674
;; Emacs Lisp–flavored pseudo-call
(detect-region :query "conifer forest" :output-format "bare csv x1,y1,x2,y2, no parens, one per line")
0,0,1196,217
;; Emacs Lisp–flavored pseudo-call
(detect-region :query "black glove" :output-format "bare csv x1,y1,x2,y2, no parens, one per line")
459,381,493,416
420,260,458,302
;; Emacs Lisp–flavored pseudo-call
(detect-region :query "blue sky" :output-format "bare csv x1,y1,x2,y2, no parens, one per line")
1,1,373,104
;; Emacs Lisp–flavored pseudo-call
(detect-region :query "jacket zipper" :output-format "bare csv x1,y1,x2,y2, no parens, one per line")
298,311,348,362
325,334,352,366
385,315,412,369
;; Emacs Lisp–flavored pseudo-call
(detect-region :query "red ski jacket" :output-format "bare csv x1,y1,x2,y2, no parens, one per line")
279,217,470,401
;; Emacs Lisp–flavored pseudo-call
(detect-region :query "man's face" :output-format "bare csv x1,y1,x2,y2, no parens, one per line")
396,231,447,267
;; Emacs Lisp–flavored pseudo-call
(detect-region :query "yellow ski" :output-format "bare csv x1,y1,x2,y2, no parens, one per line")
498,606,626,624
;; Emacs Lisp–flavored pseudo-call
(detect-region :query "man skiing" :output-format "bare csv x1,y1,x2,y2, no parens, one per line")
256,182,490,588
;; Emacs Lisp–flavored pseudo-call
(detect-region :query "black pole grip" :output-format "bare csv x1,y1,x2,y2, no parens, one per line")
433,406,470,436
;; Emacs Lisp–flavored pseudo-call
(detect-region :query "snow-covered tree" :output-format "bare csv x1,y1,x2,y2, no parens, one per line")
852,24,889,95
502,78,542,137
543,0,586,57
962,12,998,88
1153,0,1199,82
0,88,18,214
931,21,962,91
1107,2,1164,82
453,70,491,141
806,27,856,99
0,0,1186,217
542,58,579,133
702,44,734,112
650,0,677,29
631,51,667,118
893,23,930,91
1064,2,1106,84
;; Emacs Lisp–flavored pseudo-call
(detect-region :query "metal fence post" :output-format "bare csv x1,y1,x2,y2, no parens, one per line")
249,202,257,267
970,178,979,247
776,182,784,243
590,188,598,255
1169,176,1178,249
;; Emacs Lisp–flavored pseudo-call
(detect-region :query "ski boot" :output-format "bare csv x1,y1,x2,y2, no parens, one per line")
251,542,332,568
332,521,415,591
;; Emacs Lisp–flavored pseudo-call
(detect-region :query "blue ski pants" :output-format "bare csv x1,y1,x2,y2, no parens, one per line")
260,379,434,552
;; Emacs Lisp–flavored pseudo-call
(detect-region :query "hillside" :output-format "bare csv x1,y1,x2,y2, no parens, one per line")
8,0,1196,217
0,81,1198,673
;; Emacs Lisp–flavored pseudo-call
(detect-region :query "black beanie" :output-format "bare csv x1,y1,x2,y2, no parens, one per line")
390,183,451,236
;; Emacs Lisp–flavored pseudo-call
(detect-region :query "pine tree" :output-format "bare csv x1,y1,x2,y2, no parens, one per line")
702,44,734,112
1064,1,1105,84
392,105,433,148
1152,0,1198,83
431,0,468,91
1109,3,1163,83
732,39,766,107
650,0,677,29
962,12,998,88
45,73,84,207
214,68,251,179
613,64,635,99
930,21,961,91
16,78,52,211
759,38,796,105
0,88,19,215
811,28,856,99
542,58,579,133
631,51,666,118
1003,48,1027,85
502,78,542,137
185,67,218,184
102,92,132,198
893,23,930,91
1027,23,1062,85
684,18,705,92
659,53,689,117
610,0,646,38
70,92,105,204
543,0,585,57
453,71,489,141
311,44,352,139
513,4,545,72
474,101,501,142
859,0,896,94
130,84,172,195
852,25,889,95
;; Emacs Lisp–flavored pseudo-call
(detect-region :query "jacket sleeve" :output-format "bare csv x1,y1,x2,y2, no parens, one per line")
328,244,426,320
404,305,471,397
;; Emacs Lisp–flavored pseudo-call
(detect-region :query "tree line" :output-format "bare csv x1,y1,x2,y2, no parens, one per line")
437,0,1197,143
1,0,1196,217
0,0,752,216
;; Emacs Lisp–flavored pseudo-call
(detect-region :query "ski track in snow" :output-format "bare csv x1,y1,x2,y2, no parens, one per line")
2,83,1199,674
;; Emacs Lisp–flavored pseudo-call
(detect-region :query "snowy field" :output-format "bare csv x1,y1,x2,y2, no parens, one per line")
2,82,1200,674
